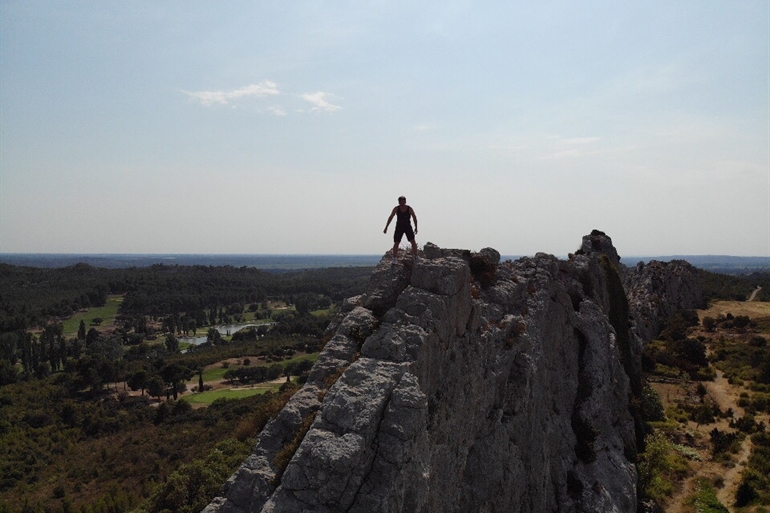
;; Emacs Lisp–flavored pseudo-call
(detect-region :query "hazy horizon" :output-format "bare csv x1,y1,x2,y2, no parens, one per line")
1,251,769,258
1,250,768,272
2,2,768,257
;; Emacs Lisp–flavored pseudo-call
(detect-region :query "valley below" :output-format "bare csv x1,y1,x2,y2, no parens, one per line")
651,299,770,512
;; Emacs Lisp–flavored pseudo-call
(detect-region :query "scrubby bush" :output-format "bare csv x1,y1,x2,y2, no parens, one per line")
702,316,717,332
751,393,770,413
639,432,690,504
644,337,712,380
735,470,763,507
732,414,764,434
733,432,770,507
688,478,729,513
710,428,739,456
642,385,666,422
690,403,718,427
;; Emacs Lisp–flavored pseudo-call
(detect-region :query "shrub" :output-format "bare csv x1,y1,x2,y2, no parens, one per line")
146,438,252,513
735,470,763,507
690,403,716,426
688,478,729,513
642,386,666,422
733,414,761,434
752,393,770,413
748,432,770,475
639,433,690,503
710,428,738,456
734,315,751,329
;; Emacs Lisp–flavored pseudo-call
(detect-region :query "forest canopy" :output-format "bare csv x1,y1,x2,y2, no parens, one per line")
0,263,373,333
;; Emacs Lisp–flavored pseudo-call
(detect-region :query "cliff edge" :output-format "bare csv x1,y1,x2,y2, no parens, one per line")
204,231,702,513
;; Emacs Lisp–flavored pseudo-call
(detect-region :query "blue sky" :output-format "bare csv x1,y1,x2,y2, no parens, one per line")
1,1,768,257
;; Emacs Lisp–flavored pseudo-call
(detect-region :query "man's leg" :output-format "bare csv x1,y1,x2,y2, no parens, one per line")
393,229,404,261
405,227,417,257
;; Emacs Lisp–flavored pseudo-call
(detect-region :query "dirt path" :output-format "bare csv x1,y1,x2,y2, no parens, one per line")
705,370,742,416
706,370,753,511
659,366,747,513
748,286,762,302
717,437,752,510
664,366,761,512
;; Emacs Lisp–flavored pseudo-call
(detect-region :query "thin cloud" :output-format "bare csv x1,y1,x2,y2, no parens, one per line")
562,137,601,145
183,80,280,106
268,106,288,116
301,92,342,112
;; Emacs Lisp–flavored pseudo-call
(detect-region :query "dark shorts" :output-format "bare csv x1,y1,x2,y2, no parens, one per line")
394,225,415,243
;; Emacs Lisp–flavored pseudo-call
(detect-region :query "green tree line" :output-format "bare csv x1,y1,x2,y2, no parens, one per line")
0,263,372,333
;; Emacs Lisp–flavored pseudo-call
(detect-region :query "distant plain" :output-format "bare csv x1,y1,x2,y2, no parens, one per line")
1,253,768,274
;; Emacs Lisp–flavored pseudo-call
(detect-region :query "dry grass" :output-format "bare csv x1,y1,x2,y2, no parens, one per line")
699,301,770,323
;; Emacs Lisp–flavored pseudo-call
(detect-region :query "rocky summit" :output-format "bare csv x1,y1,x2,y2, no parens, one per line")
204,231,702,513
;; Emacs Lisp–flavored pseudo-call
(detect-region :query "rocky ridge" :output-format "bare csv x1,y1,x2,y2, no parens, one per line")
204,231,702,513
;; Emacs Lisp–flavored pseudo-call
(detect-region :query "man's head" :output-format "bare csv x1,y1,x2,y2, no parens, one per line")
398,196,406,204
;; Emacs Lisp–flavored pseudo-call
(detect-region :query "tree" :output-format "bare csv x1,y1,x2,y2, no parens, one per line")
223,369,237,385
671,338,708,367
267,363,283,381
87,335,124,362
146,374,166,399
128,369,149,396
206,328,222,345
78,320,87,341
165,333,180,354
283,362,297,381
75,355,106,392
86,328,100,346
295,359,314,375
294,295,311,315
0,360,18,385
161,363,193,400
20,331,37,375
641,385,666,422
758,353,770,384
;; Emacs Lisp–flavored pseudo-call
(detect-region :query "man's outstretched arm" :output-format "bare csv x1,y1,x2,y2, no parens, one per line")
383,208,397,233
410,208,418,233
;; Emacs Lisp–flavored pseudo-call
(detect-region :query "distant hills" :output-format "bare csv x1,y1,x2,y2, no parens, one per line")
620,255,770,274
0,253,768,274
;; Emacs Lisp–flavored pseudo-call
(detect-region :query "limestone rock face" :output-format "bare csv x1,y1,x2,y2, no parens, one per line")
625,259,704,343
204,233,701,513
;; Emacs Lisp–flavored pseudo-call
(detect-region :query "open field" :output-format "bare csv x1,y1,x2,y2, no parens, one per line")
200,353,318,381
698,300,770,321
61,294,123,336
183,384,281,404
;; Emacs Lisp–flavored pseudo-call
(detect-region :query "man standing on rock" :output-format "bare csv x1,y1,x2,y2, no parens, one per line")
383,196,418,261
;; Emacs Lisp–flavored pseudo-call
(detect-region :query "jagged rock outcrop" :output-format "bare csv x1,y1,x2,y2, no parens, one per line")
624,259,704,343
204,231,702,513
